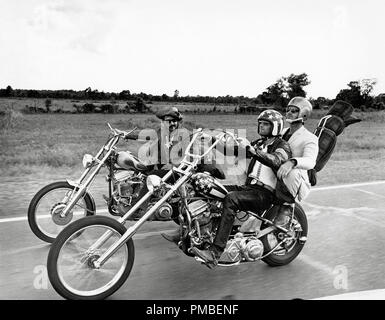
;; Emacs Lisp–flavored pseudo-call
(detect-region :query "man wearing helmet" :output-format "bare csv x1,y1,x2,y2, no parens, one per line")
190,110,292,268
274,97,319,225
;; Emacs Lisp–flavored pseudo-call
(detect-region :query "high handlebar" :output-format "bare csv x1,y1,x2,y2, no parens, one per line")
183,128,240,159
107,123,137,139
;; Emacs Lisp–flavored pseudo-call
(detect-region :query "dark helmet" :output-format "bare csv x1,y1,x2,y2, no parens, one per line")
257,109,284,136
156,107,183,122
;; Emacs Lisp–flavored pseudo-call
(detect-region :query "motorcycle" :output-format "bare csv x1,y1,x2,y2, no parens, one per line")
28,123,181,243
46,128,308,300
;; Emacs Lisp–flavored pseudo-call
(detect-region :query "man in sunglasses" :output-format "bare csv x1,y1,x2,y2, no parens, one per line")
126,106,184,169
274,97,319,226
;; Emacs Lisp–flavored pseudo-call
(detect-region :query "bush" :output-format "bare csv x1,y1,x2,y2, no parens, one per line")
0,105,23,132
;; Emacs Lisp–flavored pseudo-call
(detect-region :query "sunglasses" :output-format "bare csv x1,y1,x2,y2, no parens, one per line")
286,107,300,114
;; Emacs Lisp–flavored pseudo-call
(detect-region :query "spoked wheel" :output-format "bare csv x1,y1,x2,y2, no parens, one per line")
260,203,308,267
28,181,95,243
47,215,135,300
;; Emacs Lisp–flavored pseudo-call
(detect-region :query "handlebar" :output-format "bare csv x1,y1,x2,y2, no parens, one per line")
183,129,240,159
107,123,137,139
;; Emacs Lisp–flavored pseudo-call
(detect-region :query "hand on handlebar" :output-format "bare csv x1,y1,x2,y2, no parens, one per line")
236,137,251,149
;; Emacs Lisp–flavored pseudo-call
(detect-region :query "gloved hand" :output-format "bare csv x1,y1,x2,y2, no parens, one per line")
236,137,251,149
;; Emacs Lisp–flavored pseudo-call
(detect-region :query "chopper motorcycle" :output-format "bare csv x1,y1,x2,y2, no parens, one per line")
47,128,308,300
27,123,183,243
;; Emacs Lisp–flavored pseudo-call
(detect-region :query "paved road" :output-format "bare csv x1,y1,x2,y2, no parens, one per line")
1,180,385,300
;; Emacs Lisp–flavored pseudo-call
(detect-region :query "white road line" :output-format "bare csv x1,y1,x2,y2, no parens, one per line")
301,202,385,227
1,180,385,224
0,209,108,224
0,229,175,256
1,243,50,256
312,180,385,191
352,188,385,199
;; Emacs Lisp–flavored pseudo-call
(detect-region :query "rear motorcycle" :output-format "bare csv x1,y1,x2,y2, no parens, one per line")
46,129,308,300
28,124,177,243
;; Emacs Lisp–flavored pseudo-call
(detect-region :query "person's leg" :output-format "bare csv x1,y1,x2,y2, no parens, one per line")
212,186,273,254
274,169,310,226
192,186,273,266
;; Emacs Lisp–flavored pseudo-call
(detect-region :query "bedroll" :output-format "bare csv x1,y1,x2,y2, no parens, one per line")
308,100,361,186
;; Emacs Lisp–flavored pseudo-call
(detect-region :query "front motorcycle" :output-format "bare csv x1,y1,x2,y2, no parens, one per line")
46,129,308,300
27,123,161,243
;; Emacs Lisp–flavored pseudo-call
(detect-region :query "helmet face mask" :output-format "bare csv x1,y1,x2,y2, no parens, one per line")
286,97,312,124
257,110,284,137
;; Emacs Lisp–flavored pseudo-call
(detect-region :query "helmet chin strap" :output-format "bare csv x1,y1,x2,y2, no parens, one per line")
286,117,304,124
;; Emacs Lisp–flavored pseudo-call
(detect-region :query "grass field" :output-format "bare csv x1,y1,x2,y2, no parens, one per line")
1,100,384,217
1,105,384,185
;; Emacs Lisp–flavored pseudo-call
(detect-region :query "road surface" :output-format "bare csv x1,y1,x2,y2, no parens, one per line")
1,180,385,300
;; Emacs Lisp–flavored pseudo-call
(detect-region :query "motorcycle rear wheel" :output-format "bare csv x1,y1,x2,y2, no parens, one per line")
260,203,308,267
28,181,95,243
47,215,135,300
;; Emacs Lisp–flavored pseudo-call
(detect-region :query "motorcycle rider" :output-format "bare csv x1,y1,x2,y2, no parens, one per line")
126,106,184,170
190,110,292,268
275,97,319,225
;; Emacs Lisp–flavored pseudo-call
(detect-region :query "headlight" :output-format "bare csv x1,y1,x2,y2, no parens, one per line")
146,175,162,192
82,154,94,168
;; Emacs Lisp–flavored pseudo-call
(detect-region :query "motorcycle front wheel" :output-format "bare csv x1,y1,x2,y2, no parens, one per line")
28,181,96,243
47,215,135,300
260,203,308,267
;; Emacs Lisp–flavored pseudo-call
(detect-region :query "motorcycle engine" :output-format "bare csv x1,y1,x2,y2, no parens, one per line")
219,233,264,263
113,171,144,198
188,199,222,243
110,170,146,215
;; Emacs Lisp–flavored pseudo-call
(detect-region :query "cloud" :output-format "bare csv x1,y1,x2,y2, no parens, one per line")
27,0,117,53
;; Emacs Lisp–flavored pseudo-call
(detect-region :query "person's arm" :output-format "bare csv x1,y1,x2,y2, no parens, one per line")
291,136,318,170
277,134,318,179
250,140,291,171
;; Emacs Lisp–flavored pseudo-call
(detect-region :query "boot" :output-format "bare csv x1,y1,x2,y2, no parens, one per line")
161,228,180,244
274,204,293,227
190,246,222,269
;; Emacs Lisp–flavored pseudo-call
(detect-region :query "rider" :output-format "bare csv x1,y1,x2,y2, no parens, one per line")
125,106,184,220
135,106,184,170
275,97,319,225
190,110,292,268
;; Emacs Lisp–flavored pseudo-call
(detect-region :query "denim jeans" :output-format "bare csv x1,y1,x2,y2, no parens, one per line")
213,184,274,253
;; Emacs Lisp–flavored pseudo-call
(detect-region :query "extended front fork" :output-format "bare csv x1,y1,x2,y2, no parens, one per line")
91,165,194,268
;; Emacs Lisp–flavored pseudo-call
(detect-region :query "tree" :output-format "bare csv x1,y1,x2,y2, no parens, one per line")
286,73,311,99
118,90,131,100
5,85,14,97
335,79,377,109
174,90,179,100
258,73,310,108
310,97,334,109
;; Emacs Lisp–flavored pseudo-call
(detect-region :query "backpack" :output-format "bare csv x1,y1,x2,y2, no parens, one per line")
308,100,361,186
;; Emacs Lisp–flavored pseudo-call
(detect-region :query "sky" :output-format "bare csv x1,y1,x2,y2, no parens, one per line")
0,0,384,99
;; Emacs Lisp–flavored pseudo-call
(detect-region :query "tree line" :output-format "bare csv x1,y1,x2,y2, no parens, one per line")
1,73,384,111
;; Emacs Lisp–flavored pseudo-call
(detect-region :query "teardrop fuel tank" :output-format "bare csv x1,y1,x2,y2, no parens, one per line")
116,151,148,172
191,172,228,199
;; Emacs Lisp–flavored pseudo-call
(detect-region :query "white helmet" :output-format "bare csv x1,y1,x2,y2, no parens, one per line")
286,97,312,123
257,109,284,136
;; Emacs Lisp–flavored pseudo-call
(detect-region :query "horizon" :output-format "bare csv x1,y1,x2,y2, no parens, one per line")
1,0,384,100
